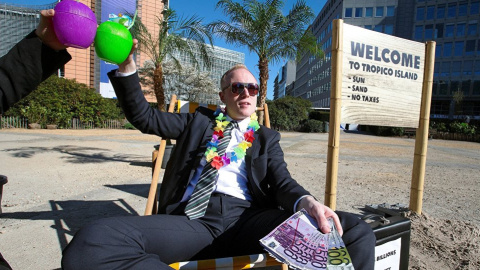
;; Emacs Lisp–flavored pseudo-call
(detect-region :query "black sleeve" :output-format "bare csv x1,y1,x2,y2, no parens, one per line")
0,31,71,114
108,70,193,139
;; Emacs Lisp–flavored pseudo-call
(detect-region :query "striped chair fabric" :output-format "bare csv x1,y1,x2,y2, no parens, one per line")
169,253,284,270
176,100,218,113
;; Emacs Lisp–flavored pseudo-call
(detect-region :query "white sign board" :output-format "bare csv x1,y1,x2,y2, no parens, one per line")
374,238,402,270
341,24,426,128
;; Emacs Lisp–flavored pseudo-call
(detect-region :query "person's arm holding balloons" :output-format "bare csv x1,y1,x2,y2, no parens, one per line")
1,0,136,114
0,9,71,114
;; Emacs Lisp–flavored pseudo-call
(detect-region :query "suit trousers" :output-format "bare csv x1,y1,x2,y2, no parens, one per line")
62,195,375,270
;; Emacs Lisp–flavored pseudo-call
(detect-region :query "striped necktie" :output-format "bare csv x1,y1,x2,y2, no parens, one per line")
185,121,238,219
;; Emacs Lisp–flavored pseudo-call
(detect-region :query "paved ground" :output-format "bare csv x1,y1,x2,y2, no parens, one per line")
0,129,479,269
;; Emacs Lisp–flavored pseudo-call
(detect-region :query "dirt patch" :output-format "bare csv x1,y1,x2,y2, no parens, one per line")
0,129,479,269
408,212,480,270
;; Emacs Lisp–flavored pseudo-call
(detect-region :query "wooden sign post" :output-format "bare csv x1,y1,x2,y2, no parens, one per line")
325,20,343,210
410,42,436,214
325,20,435,214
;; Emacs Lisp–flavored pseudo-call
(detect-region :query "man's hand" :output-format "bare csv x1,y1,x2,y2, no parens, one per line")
297,196,343,236
118,39,138,73
35,9,67,51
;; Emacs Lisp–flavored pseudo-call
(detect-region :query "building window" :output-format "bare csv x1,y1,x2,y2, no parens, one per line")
416,6,425,20
463,60,473,75
345,8,353,18
426,6,435,20
432,81,439,95
458,2,468,16
467,23,477,36
448,3,457,18
452,61,462,76
58,66,65,78
415,25,423,40
478,40,480,55
435,44,443,58
474,80,480,95
374,25,383,32
376,6,384,17
355,7,363,17
445,24,455,37
451,81,460,94
435,23,444,38
455,41,464,56
476,61,480,75
364,25,373,30
431,100,449,114
387,6,395,17
425,24,434,39
439,80,449,94
365,7,373,17
461,80,470,95
385,24,393,35
434,65,440,79
456,23,466,36
437,5,445,19
444,42,453,57
471,1,480,15
466,40,476,56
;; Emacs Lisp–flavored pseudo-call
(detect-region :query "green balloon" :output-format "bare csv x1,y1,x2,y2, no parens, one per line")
94,21,133,64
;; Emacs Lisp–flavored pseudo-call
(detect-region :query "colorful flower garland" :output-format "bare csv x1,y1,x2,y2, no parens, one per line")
204,108,260,170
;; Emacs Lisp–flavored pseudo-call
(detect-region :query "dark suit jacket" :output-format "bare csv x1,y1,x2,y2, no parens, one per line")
0,31,71,114
109,71,311,214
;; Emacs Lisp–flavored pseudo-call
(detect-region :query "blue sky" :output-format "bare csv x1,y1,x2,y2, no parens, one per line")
5,0,326,99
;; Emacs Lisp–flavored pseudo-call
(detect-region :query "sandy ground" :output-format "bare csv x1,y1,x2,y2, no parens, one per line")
0,128,479,269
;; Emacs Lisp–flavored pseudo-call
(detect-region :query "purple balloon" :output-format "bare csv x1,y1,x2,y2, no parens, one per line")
53,0,97,49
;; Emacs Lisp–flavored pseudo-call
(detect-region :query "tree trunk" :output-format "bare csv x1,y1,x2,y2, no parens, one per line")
258,57,269,125
154,65,166,111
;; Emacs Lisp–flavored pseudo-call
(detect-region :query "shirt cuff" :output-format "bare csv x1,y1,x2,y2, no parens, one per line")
294,195,312,212
115,69,136,77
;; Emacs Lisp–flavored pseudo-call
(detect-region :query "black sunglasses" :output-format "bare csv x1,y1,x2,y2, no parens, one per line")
223,82,259,96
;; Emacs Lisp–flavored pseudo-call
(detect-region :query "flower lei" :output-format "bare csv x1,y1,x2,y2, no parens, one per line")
204,108,260,170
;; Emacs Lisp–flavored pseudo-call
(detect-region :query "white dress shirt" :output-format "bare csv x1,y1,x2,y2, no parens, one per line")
182,115,253,202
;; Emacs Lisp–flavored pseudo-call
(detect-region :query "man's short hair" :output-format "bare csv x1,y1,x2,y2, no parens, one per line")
220,64,255,90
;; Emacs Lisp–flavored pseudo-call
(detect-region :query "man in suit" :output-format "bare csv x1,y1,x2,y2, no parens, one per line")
0,10,71,270
61,41,375,269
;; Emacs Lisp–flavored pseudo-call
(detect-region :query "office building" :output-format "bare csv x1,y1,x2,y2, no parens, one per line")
294,0,479,120
414,0,480,119
273,60,296,99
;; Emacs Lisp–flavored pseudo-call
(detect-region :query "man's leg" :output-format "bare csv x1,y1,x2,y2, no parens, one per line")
337,211,376,270
62,214,217,270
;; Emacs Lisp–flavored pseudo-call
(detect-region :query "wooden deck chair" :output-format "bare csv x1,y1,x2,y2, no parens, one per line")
145,95,286,270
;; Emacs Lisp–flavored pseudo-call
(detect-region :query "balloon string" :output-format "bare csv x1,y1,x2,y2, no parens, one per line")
127,10,138,30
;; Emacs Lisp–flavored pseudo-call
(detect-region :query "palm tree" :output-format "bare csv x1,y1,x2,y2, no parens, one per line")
210,0,322,120
131,8,213,111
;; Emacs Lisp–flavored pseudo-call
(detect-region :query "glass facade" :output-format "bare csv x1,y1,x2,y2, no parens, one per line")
415,0,480,118
295,0,480,118
0,2,57,58
294,0,403,109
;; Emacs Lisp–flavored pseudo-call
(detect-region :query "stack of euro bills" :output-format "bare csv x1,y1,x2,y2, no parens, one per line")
260,209,354,270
